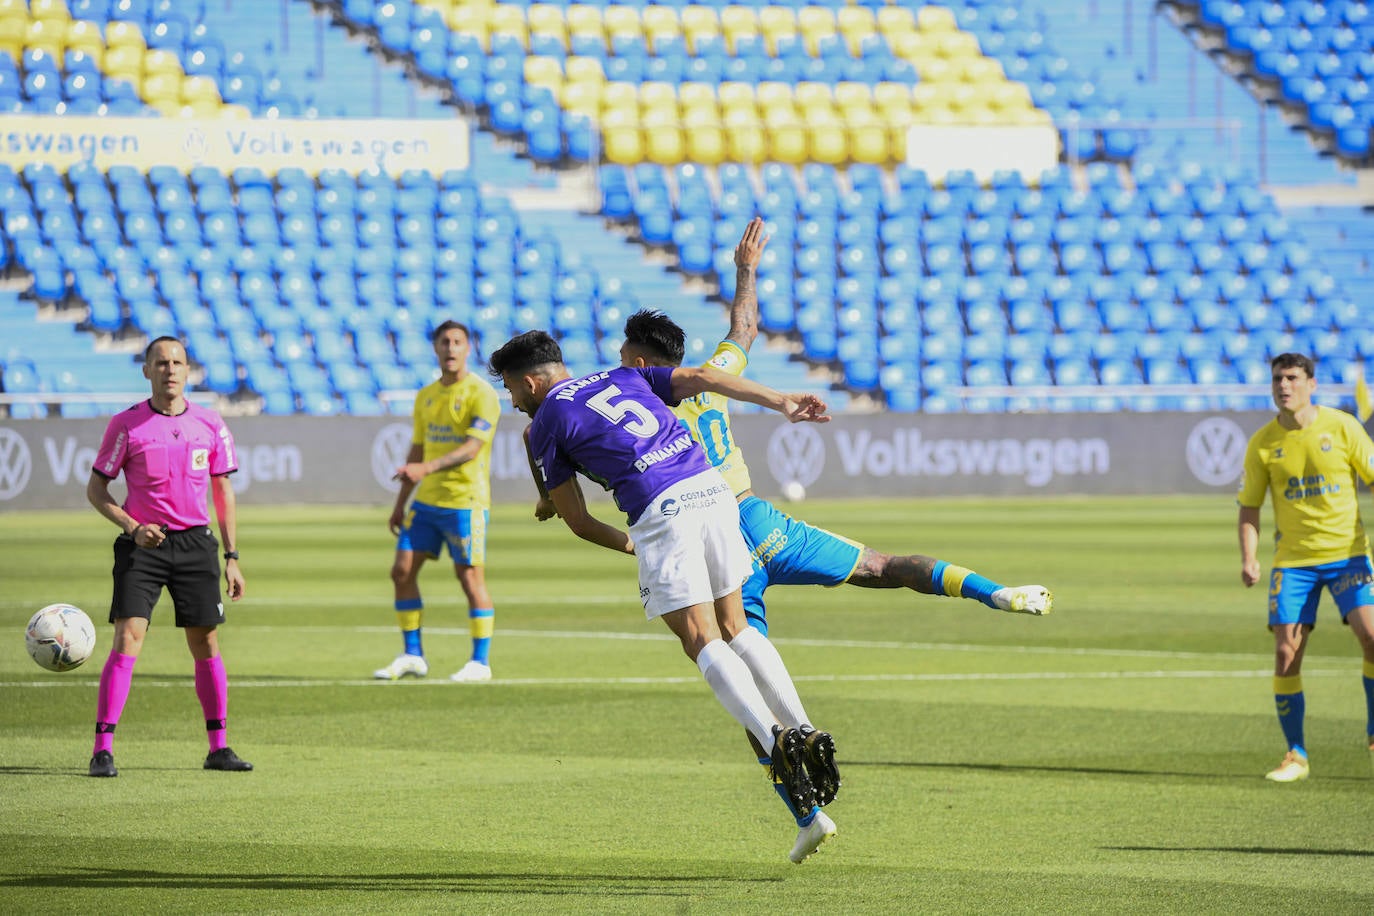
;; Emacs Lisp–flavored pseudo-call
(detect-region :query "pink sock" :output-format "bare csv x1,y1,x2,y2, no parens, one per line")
194,655,229,753
93,652,137,755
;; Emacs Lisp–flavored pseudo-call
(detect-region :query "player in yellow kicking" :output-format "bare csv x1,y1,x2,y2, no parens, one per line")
1238,352,1374,782
376,320,501,683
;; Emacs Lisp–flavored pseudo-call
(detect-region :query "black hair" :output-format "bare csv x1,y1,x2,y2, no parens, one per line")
1270,352,1316,379
622,309,686,366
143,336,184,362
431,320,471,344
487,330,565,379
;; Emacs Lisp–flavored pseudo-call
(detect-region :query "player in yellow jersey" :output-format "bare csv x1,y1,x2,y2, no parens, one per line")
375,320,502,683
1237,352,1374,782
529,218,1051,863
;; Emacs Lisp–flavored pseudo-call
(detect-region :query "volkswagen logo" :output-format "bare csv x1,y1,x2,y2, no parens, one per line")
371,423,413,493
0,427,33,500
766,424,825,490
1186,417,1248,486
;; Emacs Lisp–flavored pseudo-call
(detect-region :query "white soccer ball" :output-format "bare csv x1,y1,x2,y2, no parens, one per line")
781,480,806,503
25,604,97,672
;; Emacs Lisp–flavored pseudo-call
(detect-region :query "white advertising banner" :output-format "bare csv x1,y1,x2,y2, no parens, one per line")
904,124,1060,180
0,115,469,175
0,411,1298,512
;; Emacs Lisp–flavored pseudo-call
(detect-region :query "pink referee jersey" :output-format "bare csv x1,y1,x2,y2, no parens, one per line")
93,400,238,530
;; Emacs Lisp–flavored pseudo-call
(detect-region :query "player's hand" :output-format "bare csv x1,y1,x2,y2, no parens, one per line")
1241,558,1262,587
734,216,769,271
535,497,558,521
388,507,405,536
132,523,166,549
392,463,427,484
781,394,831,424
224,564,245,601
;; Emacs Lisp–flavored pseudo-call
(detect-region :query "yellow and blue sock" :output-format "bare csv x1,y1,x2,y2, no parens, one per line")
469,607,494,665
760,755,817,828
396,598,423,657
931,560,1001,608
1363,660,1374,742
1274,674,1306,757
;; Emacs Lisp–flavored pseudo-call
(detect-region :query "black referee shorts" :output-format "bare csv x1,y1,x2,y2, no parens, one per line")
110,526,226,628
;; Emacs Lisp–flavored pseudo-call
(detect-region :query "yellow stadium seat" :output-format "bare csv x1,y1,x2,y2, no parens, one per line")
917,6,959,33
559,80,599,117
766,116,808,166
833,82,873,110
877,6,916,37
641,5,679,35
105,20,145,50
526,3,565,37
958,56,1003,83
565,4,602,37
806,110,846,166
888,126,908,162
717,82,755,112
892,30,933,62
637,80,677,111
719,7,758,36
221,103,253,119
755,81,793,111
935,30,981,59
29,0,72,23
601,108,643,165
0,0,24,16
798,6,836,36
915,56,954,85
837,7,876,38
642,107,684,165
64,19,103,54
0,21,20,64
849,119,890,165
144,49,183,77
181,99,223,118
758,6,797,37
602,5,640,38
524,55,563,90
989,81,1033,113
683,106,726,167
445,4,489,42
677,82,716,110
564,55,604,83
102,43,144,80
679,4,718,34
723,109,766,164
180,74,222,106
487,4,526,35
600,81,638,113
23,19,66,58
794,81,834,113
142,71,182,106
873,82,914,109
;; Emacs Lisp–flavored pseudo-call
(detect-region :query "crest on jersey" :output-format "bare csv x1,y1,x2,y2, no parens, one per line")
191,449,210,471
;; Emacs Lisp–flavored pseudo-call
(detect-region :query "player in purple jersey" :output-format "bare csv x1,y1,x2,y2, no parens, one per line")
85,337,252,777
488,330,842,849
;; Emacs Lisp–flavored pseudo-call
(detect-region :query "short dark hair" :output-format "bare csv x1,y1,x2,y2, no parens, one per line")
623,309,685,366
1271,352,1316,379
431,320,471,344
487,330,565,379
143,336,183,362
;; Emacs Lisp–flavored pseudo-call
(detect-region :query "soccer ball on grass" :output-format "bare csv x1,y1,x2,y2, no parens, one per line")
25,604,97,672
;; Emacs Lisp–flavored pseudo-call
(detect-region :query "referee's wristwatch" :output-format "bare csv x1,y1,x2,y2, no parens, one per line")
223,550,239,561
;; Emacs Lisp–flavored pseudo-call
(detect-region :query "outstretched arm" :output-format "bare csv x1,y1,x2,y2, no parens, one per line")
725,217,768,353
669,365,829,423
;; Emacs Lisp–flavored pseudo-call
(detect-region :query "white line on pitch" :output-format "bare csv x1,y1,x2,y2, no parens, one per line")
0,668,1352,690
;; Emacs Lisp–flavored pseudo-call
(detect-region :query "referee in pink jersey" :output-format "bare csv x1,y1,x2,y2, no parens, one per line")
85,337,252,777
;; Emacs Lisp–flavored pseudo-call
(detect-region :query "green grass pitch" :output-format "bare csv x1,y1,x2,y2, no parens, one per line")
2,496,1372,914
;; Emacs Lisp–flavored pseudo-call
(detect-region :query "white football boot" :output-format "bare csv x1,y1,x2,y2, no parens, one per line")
789,810,837,864
373,653,428,680
992,585,1054,616
450,660,492,683
1265,750,1310,783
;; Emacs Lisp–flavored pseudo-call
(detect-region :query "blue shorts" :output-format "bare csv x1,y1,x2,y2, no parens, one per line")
397,502,487,567
1268,555,1374,628
737,495,863,636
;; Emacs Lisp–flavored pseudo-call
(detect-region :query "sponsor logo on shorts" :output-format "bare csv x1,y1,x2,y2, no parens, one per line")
751,527,789,566
1331,570,1373,597
639,585,650,607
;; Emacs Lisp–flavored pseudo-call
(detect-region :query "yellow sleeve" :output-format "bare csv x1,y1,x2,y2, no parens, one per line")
410,386,429,446
704,340,748,376
1345,413,1374,487
1236,433,1268,508
463,381,501,444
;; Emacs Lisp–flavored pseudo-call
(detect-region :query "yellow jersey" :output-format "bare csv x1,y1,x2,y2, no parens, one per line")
410,372,501,509
671,340,754,497
1237,405,1374,567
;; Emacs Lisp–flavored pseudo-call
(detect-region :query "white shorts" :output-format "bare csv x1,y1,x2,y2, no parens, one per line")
630,469,753,620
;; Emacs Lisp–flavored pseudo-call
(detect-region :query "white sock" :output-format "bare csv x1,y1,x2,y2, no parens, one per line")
729,626,810,729
696,639,778,750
